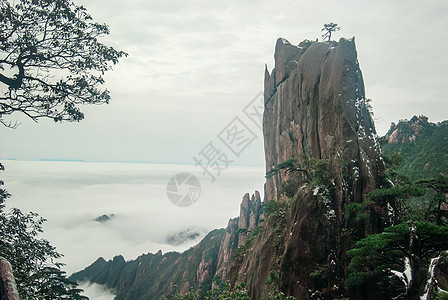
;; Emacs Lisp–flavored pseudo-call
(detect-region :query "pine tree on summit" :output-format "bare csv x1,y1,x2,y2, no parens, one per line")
321,23,341,42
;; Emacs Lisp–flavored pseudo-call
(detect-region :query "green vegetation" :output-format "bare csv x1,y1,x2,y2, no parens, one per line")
345,123,448,300
70,229,226,300
262,200,291,246
0,163,9,209
346,222,448,299
0,207,87,299
382,118,448,181
266,158,299,178
263,200,290,220
265,270,295,300
437,291,448,299
417,174,448,226
0,0,125,296
266,157,334,198
163,282,251,300
344,202,369,240
164,280,295,300
231,227,261,263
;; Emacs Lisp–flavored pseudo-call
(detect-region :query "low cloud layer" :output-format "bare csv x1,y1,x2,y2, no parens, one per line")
78,282,116,300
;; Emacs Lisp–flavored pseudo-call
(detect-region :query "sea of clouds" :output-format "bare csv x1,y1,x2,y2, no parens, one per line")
2,160,265,299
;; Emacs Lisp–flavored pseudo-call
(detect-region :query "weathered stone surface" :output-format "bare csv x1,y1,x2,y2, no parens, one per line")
196,259,211,284
214,218,239,282
264,37,383,204
386,115,429,143
435,255,448,293
0,257,20,300
238,192,262,246
72,189,264,298
71,230,225,299
231,37,388,299
214,191,263,284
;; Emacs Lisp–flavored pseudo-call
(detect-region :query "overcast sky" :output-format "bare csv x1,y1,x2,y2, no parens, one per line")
1,0,447,165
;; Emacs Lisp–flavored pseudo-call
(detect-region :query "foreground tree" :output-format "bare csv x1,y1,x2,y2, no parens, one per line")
345,150,448,299
0,0,127,127
418,174,448,225
0,1,124,296
0,208,87,299
162,282,295,300
0,163,10,210
346,222,448,299
321,23,341,42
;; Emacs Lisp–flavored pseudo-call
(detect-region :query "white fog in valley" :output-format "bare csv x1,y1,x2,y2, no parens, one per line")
3,160,265,299
79,282,116,300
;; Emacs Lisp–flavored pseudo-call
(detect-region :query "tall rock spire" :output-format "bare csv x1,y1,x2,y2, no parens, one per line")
264,37,383,204
231,37,389,299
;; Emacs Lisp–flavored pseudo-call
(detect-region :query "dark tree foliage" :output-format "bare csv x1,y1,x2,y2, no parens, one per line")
162,281,294,300
346,150,448,299
346,222,448,299
0,163,11,210
418,174,448,225
0,208,88,299
0,0,127,127
266,157,333,187
321,23,341,42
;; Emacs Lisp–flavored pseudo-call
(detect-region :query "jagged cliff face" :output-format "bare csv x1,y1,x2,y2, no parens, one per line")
386,115,429,144
214,192,262,282
230,38,388,299
264,37,383,203
70,192,263,299
71,229,225,299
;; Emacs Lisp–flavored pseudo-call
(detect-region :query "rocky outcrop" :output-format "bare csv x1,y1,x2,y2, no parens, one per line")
238,192,262,246
263,37,383,203
382,116,448,180
230,37,388,299
0,257,20,300
214,218,238,282
386,115,429,143
213,192,263,284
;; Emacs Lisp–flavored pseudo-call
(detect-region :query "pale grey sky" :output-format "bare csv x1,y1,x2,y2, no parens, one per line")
1,0,447,164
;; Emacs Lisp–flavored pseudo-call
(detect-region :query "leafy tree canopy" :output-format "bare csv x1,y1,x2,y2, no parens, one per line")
346,151,448,299
163,281,295,300
0,163,11,210
0,208,87,299
346,221,448,299
0,0,127,127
